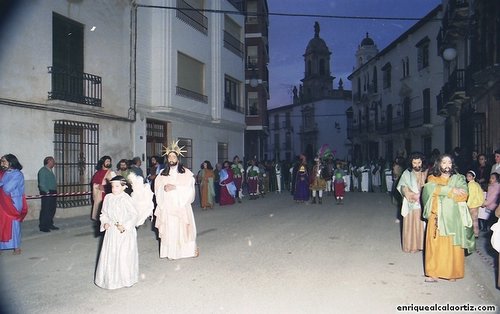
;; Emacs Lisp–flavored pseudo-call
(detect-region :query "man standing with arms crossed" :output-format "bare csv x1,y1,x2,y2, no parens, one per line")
38,156,58,232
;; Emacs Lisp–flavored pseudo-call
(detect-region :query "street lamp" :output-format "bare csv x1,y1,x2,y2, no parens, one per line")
249,78,259,88
442,47,457,61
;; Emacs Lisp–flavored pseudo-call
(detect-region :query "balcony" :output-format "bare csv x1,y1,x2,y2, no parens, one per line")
48,66,102,107
409,109,424,128
392,116,404,131
227,0,243,11
441,0,469,45
176,0,208,35
223,31,244,58
176,86,208,103
441,68,468,106
300,123,318,134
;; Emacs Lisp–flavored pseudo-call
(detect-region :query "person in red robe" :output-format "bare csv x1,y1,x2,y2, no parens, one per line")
91,156,115,221
219,161,236,206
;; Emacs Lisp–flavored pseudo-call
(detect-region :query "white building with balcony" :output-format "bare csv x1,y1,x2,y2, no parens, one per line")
0,0,246,218
134,0,246,170
347,5,445,164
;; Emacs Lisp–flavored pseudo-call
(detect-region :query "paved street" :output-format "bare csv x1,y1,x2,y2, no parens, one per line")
1,191,499,314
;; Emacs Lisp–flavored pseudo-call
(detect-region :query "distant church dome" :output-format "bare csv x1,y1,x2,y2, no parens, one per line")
360,32,374,46
305,21,329,54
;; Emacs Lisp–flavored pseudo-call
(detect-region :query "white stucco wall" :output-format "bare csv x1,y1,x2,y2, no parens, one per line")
0,0,135,219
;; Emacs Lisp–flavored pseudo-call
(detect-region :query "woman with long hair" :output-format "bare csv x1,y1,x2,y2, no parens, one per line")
0,154,28,255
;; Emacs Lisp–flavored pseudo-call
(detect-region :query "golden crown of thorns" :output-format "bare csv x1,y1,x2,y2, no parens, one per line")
162,140,187,157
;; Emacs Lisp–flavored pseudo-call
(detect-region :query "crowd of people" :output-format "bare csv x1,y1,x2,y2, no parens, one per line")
390,148,500,284
2,146,500,289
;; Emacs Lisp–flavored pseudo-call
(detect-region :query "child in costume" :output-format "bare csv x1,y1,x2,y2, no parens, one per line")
466,170,485,238
481,173,500,231
95,175,140,289
333,161,346,205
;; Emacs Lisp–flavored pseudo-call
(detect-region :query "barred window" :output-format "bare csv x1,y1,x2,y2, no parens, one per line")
177,138,193,170
54,120,99,208
146,119,170,167
218,142,228,165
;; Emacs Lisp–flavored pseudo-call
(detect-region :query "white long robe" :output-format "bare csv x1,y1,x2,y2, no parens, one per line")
360,166,369,192
95,192,139,289
154,167,197,259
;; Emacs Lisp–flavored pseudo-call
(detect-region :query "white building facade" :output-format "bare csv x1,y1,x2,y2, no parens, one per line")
135,0,246,170
348,5,445,164
0,0,245,218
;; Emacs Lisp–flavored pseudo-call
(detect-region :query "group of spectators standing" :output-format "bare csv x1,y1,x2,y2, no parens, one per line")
391,148,500,284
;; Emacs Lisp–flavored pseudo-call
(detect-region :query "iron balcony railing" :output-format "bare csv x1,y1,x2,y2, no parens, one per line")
227,0,243,11
409,109,424,128
176,0,208,35
223,30,244,58
441,68,467,105
392,116,404,131
176,86,208,103
48,66,102,106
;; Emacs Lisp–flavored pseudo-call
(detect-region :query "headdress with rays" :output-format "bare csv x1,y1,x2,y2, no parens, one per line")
162,140,187,157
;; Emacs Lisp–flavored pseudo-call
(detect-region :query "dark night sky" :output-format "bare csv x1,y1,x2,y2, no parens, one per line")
267,0,442,108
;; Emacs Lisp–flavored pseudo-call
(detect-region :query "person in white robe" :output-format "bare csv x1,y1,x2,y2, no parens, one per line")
360,164,370,192
155,141,198,259
385,167,393,194
95,176,139,289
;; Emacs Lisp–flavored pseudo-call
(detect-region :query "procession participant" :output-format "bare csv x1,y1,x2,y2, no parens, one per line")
130,157,145,180
219,161,236,205
116,159,131,179
324,159,333,196
147,156,164,190
0,154,28,255
491,150,500,175
199,160,215,210
422,154,474,282
333,161,346,205
465,170,485,238
90,156,115,221
481,173,500,231
231,156,244,203
95,176,139,289
154,141,198,259
275,160,282,193
360,162,370,192
396,152,427,253
293,155,309,203
310,157,326,204
246,159,260,200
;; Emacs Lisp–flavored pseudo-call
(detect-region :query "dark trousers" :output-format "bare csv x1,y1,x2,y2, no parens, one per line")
39,190,57,229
